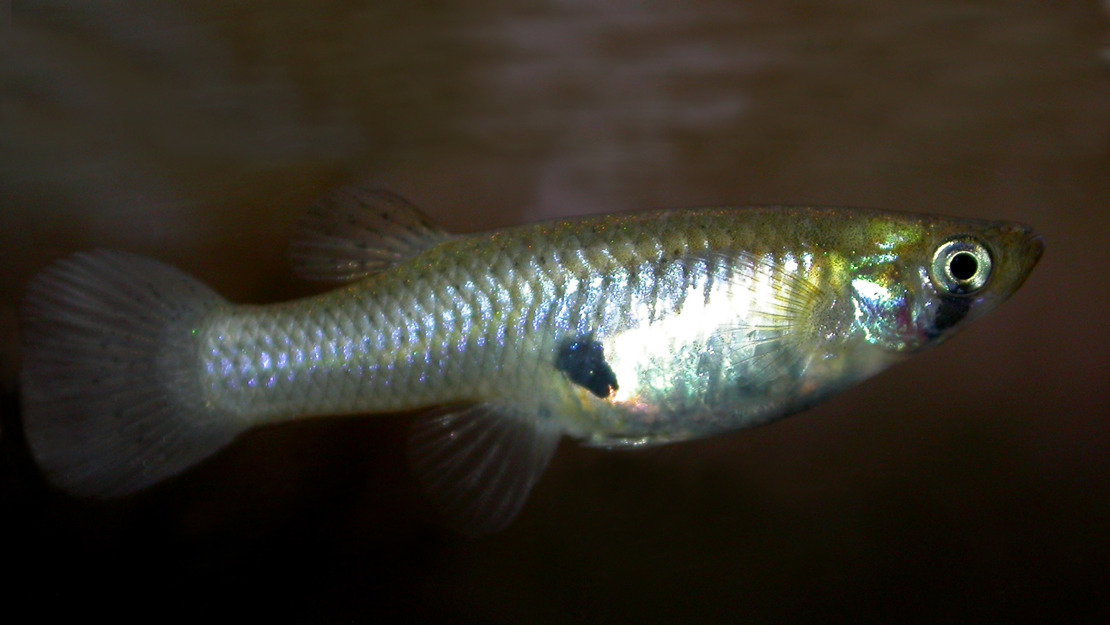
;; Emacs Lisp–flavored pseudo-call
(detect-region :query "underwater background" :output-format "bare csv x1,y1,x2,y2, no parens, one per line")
2,1,1109,622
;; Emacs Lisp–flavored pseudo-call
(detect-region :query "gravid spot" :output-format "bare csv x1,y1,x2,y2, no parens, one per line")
555,335,618,398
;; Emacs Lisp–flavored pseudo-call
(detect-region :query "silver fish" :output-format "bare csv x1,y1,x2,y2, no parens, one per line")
20,186,1043,534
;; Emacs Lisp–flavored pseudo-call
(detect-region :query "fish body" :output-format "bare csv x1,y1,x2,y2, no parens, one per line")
20,188,1043,533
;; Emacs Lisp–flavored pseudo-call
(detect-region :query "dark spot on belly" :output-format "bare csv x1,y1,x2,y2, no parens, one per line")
555,334,618,398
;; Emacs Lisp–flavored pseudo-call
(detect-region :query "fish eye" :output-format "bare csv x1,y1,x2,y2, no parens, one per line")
930,236,992,295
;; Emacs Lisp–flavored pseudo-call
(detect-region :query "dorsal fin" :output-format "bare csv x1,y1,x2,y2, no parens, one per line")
290,186,454,282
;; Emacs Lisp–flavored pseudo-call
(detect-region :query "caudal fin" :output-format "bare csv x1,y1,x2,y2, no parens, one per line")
20,250,247,497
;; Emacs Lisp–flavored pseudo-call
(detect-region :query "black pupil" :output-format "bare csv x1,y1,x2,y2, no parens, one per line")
949,252,978,281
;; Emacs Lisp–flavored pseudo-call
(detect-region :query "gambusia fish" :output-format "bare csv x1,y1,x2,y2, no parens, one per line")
19,187,1043,534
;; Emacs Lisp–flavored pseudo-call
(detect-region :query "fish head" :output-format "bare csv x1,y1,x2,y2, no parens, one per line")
844,214,1043,354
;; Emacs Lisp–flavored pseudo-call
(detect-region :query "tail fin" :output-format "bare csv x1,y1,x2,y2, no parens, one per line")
20,250,247,497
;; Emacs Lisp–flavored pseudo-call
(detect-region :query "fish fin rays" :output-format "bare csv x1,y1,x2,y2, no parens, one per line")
408,404,562,536
695,248,834,333
715,249,827,376
706,249,828,402
290,186,454,282
647,249,829,401
20,250,246,497
694,249,831,320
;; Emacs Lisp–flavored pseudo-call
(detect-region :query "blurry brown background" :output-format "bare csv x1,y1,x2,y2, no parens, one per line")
2,1,1109,623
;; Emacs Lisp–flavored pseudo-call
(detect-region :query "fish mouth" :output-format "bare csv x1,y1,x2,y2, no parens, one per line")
1026,233,1046,266
1004,221,1045,262
987,222,1044,296
1014,226,1045,275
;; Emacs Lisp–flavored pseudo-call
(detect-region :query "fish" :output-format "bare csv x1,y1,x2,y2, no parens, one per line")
19,186,1043,534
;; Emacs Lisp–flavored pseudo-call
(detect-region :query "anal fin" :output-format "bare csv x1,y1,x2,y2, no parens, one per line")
408,404,562,536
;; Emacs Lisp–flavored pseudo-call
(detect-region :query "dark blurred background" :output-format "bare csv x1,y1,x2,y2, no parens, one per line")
2,1,1109,622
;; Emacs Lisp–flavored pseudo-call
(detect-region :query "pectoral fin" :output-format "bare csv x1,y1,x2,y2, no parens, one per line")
408,404,562,536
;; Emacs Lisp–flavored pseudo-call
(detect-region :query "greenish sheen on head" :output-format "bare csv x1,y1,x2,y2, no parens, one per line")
846,214,1043,354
